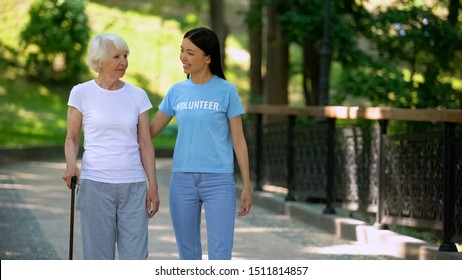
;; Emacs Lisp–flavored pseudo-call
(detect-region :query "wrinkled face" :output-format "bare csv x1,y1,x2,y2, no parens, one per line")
180,38,210,75
100,43,128,78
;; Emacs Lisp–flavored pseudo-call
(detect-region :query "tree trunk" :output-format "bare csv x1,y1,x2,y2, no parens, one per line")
263,4,289,124
448,0,460,26
302,41,319,106
264,4,289,106
210,0,228,71
248,0,263,102
318,0,332,106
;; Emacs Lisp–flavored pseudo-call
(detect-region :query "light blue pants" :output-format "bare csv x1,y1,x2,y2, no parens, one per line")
169,172,236,260
77,179,148,260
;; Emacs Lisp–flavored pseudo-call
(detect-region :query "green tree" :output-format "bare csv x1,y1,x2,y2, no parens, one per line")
20,0,90,83
246,0,264,102
248,0,461,108
329,1,461,108
279,0,324,106
369,4,462,108
264,0,290,107
210,0,228,70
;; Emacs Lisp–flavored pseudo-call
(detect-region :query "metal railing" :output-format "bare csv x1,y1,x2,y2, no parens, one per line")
243,105,462,252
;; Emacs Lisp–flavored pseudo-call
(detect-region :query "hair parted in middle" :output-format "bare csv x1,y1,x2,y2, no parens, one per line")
183,27,226,80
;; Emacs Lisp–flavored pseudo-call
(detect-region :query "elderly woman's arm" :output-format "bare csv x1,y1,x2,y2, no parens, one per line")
63,106,82,188
138,111,160,218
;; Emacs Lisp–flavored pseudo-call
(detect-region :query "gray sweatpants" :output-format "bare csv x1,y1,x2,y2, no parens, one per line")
77,179,149,260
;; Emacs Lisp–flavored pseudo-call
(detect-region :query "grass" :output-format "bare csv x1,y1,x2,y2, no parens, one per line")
0,74,69,148
388,225,442,245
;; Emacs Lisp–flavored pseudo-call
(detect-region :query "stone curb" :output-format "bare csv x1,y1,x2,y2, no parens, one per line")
240,186,462,260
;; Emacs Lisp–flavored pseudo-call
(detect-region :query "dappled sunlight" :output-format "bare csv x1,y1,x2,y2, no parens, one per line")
148,225,172,231
0,184,68,196
157,235,177,244
226,47,250,65
363,107,386,119
235,227,305,234
0,174,12,180
324,105,387,120
0,201,68,215
363,0,398,12
29,161,66,170
155,208,172,215
0,183,42,191
0,159,426,260
301,243,397,256
17,109,61,123
148,252,178,259
37,85,50,97
324,106,350,118
262,184,288,195
1,102,21,116
230,255,247,260
155,160,173,169
0,171,48,181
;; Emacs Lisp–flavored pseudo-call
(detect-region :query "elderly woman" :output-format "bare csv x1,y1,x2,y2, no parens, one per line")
63,33,160,260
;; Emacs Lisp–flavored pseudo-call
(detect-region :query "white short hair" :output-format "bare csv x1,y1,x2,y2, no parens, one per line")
87,33,129,73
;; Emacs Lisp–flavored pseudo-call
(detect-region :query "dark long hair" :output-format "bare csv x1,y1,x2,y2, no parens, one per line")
183,27,226,80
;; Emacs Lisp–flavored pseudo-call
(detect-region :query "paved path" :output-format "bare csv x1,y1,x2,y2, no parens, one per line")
0,158,399,260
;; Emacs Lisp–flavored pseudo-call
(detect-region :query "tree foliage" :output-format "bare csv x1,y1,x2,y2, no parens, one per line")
366,5,462,108
20,0,90,83
247,0,462,109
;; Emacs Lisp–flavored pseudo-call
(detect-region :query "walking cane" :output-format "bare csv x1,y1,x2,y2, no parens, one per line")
68,176,77,260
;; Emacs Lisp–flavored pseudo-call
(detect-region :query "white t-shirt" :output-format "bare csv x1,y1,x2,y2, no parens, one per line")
68,80,152,183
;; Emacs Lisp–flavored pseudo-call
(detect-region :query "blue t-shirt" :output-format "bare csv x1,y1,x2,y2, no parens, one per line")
159,76,245,173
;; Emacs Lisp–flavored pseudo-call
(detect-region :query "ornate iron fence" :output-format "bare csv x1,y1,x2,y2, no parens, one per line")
243,105,462,251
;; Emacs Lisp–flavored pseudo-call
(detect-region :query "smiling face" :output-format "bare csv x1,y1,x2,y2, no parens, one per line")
180,38,211,76
99,43,128,79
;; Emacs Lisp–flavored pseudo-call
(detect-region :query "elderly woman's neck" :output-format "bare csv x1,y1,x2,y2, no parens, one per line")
95,76,124,90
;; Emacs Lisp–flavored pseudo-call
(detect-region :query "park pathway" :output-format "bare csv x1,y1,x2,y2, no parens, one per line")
0,158,398,260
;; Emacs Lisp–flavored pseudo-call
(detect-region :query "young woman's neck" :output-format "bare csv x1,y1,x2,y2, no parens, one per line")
190,71,214,84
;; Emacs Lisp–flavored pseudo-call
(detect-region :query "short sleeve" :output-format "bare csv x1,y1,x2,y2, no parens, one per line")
138,89,153,115
67,84,83,112
226,85,245,119
158,87,176,117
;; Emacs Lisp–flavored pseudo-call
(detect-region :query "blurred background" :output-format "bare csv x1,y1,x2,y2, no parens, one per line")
0,0,461,149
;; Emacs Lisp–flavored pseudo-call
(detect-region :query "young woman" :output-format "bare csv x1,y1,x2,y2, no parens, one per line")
63,33,160,259
150,27,252,260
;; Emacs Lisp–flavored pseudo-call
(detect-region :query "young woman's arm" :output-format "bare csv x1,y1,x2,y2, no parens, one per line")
150,111,173,138
230,116,252,216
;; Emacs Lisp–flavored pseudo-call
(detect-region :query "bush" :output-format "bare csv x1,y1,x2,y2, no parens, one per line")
20,0,90,83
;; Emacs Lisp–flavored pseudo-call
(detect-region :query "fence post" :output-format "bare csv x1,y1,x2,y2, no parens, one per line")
374,120,388,229
254,113,263,191
439,122,457,252
323,117,336,214
286,115,296,201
